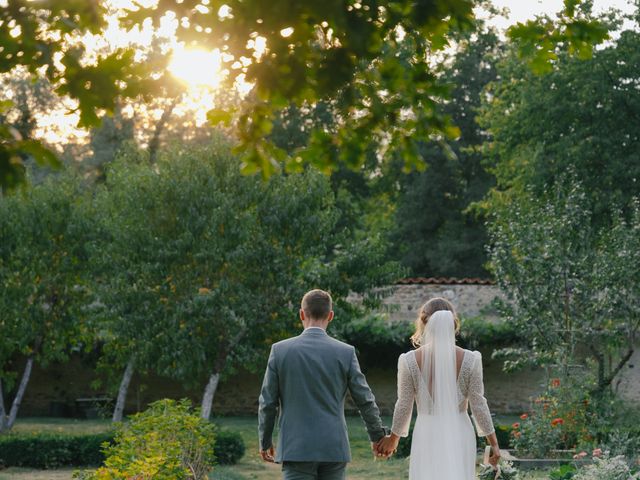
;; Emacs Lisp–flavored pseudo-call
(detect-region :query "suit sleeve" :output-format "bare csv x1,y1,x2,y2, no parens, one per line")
258,345,279,450
347,346,387,442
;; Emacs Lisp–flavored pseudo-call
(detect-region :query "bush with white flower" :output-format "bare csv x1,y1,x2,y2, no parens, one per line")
572,453,640,480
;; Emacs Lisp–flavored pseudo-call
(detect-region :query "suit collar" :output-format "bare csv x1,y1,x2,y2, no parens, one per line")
302,327,328,336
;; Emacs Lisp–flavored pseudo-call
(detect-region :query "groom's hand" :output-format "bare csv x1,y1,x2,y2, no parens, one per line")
260,446,276,463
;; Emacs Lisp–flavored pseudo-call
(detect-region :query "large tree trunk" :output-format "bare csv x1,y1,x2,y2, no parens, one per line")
6,356,34,429
112,358,135,423
200,372,220,420
0,378,8,433
200,325,247,420
148,96,181,164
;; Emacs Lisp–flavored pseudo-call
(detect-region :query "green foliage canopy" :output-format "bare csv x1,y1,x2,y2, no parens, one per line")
489,180,640,395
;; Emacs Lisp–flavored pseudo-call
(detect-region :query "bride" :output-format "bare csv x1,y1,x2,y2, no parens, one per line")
376,297,501,479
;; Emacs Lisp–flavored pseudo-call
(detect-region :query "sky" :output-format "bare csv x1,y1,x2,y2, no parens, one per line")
488,0,637,29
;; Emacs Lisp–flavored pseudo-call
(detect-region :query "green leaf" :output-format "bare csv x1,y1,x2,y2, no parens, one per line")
18,140,61,168
206,108,233,126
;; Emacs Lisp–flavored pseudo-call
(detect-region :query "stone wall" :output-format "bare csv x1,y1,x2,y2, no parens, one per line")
354,282,505,323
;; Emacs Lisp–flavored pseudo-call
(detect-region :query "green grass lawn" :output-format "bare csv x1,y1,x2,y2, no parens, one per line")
0,416,549,480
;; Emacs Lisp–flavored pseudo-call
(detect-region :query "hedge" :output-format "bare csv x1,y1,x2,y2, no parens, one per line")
215,429,246,465
0,432,114,469
0,427,246,469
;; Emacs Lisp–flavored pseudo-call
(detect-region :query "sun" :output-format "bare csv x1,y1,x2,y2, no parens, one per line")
168,47,224,88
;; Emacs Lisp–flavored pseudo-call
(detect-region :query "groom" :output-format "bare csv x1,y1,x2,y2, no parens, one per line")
258,289,388,479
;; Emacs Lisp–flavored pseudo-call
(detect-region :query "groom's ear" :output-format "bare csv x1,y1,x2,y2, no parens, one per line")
299,309,306,322
327,311,334,323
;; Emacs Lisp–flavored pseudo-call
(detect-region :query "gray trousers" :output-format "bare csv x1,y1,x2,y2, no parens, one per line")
282,461,347,480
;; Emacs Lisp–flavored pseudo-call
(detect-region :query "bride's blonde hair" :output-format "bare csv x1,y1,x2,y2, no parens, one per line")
410,297,460,347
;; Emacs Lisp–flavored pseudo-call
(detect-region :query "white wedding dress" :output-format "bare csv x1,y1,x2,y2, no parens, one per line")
391,311,495,479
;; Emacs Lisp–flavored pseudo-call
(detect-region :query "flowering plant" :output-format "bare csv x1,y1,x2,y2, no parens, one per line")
572,453,640,480
511,379,597,458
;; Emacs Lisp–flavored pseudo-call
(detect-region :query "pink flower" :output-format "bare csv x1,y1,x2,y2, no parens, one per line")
573,451,588,459
512,422,520,429
520,413,528,420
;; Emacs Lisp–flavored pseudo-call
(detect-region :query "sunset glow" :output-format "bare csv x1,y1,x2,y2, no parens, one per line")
168,47,224,88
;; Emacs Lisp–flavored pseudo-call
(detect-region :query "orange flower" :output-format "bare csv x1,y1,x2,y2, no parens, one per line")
513,431,521,438
512,422,520,429
520,413,528,420
551,418,564,427
551,378,561,388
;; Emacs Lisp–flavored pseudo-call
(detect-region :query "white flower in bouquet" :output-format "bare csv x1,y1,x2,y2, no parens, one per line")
478,461,520,480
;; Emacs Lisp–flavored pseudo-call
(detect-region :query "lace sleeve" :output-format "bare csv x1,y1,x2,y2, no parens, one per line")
391,353,415,437
468,351,495,437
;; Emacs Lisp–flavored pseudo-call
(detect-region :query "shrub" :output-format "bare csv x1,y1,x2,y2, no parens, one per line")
495,424,513,449
336,314,525,370
395,425,413,458
335,314,413,368
215,429,245,465
549,464,577,480
0,432,114,468
458,316,525,352
573,454,640,480
511,378,600,458
75,399,216,480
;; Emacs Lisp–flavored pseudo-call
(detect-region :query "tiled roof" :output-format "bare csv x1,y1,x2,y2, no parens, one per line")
397,277,495,285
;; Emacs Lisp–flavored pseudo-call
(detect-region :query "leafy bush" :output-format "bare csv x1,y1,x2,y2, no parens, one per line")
335,314,413,368
215,429,245,465
458,316,525,352
573,454,640,480
511,378,599,458
395,425,414,458
336,314,525,370
549,464,577,480
495,424,513,450
75,399,216,480
0,431,114,468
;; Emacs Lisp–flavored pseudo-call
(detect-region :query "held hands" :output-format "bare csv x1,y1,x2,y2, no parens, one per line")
373,434,400,459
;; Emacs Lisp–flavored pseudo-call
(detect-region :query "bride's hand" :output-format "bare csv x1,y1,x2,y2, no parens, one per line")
488,447,501,468
376,434,399,458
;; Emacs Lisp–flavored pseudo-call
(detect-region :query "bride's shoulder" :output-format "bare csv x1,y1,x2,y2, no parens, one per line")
398,349,419,364
460,348,483,362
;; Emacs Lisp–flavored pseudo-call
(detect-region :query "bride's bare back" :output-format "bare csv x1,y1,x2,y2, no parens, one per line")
414,345,466,379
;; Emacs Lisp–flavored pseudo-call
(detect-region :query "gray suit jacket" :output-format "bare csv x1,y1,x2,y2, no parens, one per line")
258,327,387,463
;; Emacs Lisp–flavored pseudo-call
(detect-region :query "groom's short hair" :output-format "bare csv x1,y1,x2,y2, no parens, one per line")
301,289,333,320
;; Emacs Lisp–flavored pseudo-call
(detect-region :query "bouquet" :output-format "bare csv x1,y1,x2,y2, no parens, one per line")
479,446,520,480
478,461,520,480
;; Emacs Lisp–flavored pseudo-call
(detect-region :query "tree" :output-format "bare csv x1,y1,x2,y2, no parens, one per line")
92,138,401,420
479,21,640,223
125,0,608,176
1,0,608,187
0,175,92,431
392,27,501,277
488,179,640,396
0,1,159,190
